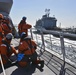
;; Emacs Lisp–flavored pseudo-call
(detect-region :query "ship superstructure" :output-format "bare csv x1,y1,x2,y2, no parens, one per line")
35,9,57,30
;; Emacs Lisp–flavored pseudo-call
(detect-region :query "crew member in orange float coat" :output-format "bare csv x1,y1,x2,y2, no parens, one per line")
0,33,17,65
18,16,32,36
18,32,44,68
0,14,4,45
2,17,12,36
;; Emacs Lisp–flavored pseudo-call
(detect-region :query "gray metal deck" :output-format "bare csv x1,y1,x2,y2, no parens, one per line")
0,62,55,75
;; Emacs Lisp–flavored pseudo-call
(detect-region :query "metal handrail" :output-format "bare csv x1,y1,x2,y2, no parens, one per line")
15,27,76,75
34,28,76,75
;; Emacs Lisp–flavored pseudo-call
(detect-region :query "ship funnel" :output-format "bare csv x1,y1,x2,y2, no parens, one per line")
0,0,13,16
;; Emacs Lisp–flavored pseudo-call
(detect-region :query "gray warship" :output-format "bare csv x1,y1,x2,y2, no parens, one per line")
35,9,57,30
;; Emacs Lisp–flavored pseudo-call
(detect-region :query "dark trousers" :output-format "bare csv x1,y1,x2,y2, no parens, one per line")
21,52,38,62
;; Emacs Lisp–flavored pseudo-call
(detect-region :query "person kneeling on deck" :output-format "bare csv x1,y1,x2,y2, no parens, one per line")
17,32,44,68
0,33,17,67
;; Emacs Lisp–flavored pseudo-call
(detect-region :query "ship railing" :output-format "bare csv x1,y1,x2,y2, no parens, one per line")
34,28,76,63
14,26,76,75
30,27,76,75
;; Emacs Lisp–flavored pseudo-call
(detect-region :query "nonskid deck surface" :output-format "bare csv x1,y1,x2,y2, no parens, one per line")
38,50,76,75
0,63,55,75
0,38,76,75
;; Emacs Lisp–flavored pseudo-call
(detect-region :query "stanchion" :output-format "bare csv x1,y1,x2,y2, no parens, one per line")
30,28,33,40
59,34,66,75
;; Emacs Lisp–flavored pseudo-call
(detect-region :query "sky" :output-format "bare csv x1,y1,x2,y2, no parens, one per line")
10,0,76,28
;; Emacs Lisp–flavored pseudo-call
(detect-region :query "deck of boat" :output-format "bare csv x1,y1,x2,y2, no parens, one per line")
0,38,76,75
0,61,55,75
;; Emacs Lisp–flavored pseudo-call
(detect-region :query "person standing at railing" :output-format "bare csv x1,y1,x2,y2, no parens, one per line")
17,32,44,68
18,16,32,36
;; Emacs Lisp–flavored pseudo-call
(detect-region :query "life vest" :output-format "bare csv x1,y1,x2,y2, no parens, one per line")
17,38,37,68
18,37,37,55
23,37,36,53
2,23,12,36
18,21,32,36
0,40,12,64
17,38,31,61
0,25,4,45
2,39,12,56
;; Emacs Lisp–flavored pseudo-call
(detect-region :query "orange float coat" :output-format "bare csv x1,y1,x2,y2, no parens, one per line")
18,40,37,55
0,38,17,65
0,25,4,45
2,23,12,36
18,20,32,36
18,39,37,67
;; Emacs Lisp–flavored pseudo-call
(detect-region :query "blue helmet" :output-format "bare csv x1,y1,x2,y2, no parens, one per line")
22,16,27,20
6,33,13,40
20,32,27,39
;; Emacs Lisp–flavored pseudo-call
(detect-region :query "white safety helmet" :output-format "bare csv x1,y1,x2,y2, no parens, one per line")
6,33,13,40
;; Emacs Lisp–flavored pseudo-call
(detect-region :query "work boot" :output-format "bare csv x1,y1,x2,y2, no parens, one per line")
39,60,44,68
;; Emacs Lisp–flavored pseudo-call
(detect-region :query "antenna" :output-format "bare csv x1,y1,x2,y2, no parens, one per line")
45,8,50,17
53,15,55,17
59,22,61,28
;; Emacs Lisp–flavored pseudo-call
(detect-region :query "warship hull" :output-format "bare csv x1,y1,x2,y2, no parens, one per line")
0,0,13,16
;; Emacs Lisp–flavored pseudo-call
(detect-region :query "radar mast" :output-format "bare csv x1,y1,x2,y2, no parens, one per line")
45,8,50,17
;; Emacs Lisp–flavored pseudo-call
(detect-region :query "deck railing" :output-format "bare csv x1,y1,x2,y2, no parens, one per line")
14,26,76,75
30,27,76,75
